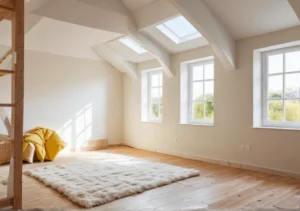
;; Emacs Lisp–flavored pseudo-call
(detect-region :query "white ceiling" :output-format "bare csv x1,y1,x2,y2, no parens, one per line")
1,0,300,66
0,17,120,60
25,18,122,60
121,0,157,12
203,0,300,39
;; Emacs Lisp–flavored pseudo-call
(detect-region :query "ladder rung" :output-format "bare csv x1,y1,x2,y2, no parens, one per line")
0,69,14,74
0,104,14,107
0,49,13,63
0,134,12,142
0,197,13,208
0,5,14,12
0,7,14,23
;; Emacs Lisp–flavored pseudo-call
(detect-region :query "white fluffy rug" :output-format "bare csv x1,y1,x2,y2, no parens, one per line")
24,156,199,208
18,208,300,211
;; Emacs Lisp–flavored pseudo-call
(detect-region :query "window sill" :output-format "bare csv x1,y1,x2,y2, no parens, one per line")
253,126,300,131
180,123,214,127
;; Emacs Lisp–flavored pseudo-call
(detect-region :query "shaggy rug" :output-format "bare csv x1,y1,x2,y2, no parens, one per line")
24,156,199,208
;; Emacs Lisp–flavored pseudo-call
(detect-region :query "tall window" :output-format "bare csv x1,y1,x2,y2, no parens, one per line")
262,46,300,128
148,71,163,121
141,69,163,122
180,57,214,125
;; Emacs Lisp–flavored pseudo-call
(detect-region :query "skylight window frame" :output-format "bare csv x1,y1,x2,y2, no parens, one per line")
156,16,202,44
119,36,148,54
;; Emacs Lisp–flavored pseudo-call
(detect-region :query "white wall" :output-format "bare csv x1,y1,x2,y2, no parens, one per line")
123,25,300,175
0,49,123,149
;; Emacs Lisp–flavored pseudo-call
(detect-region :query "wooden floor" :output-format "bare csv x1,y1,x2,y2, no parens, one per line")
1,146,300,210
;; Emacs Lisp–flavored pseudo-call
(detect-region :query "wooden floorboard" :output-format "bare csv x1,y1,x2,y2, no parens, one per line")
0,146,300,210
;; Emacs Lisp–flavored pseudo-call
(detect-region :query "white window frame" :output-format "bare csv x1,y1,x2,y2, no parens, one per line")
119,36,148,54
156,16,202,44
148,70,163,122
141,68,163,123
262,45,300,129
188,60,214,125
180,56,214,126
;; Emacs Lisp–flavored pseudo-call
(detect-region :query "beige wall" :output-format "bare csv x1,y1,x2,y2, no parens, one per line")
0,50,123,148
123,26,300,175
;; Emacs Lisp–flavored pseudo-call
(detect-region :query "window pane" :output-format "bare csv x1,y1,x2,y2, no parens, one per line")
151,74,159,87
193,82,203,101
159,103,163,117
159,73,163,86
151,103,159,119
285,100,300,122
268,100,283,121
286,51,300,73
285,73,300,99
268,54,283,74
193,102,204,120
164,16,198,39
158,87,163,102
193,65,203,81
119,37,147,54
205,102,214,120
204,81,214,101
204,63,214,79
151,88,159,103
268,75,283,99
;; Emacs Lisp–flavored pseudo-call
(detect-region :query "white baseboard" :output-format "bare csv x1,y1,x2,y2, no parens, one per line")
124,142,300,180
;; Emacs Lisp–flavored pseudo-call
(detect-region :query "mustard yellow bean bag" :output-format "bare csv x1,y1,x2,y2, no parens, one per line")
23,127,67,162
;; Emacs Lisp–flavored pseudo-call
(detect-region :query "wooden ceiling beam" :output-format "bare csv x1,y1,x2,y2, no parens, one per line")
169,0,236,71
93,44,138,80
128,27,173,78
34,0,174,78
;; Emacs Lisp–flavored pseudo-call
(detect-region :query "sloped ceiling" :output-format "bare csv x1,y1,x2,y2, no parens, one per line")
28,0,173,77
121,0,157,12
0,18,122,61
1,0,300,75
288,0,300,21
203,0,300,39
25,18,122,60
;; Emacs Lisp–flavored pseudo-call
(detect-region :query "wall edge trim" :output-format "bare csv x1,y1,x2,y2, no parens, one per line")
124,143,300,180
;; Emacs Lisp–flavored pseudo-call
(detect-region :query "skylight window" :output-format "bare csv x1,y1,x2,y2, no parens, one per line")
156,16,202,44
119,37,147,54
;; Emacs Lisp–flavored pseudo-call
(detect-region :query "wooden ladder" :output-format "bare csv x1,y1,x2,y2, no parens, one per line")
0,0,24,210
0,49,13,65
0,107,11,137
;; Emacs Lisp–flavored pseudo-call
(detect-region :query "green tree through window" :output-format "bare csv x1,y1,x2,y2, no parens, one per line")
189,59,214,124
